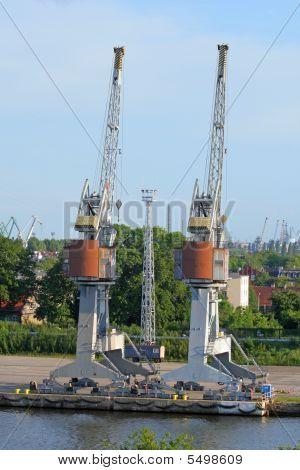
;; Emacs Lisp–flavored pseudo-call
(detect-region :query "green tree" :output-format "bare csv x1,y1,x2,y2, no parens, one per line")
254,272,270,286
27,237,46,251
120,427,196,450
27,237,64,253
38,257,59,272
44,238,64,252
0,236,36,304
36,257,78,326
110,225,190,331
110,225,144,326
274,276,289,288
271,290,300,326
249,284,259,312
219,299,235,327
278,310,300,329
229,255,244,272
220,301,280,329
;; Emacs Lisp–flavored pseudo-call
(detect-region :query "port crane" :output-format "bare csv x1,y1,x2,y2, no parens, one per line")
19,215,42,248
0,217,20,238
280,219,289,245
273,219,279,242
0,215,41,247
52,47,151,381
164,45,260,384
254,216,268,251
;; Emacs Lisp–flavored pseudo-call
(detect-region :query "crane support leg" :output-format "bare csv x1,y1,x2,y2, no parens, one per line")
51,285,120,380
211,353,256,380
163,288,231,382
163,287,257,383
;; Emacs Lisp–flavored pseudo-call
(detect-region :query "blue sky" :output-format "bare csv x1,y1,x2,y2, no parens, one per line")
0,0,299,241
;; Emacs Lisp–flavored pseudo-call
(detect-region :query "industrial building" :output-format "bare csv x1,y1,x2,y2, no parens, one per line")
227,274,249,309
0,297,41,325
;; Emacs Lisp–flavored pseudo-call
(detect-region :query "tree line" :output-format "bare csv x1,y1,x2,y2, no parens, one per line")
1,229,300,332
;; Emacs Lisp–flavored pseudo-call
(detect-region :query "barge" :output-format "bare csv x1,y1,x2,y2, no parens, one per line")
0,391,268,416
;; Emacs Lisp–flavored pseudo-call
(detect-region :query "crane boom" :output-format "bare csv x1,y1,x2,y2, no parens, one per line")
75,47,124,246
260,216,268,242
207,44,228,212
188,44,228,247
5,217,21,239
98,47,124,227
274,219,279,241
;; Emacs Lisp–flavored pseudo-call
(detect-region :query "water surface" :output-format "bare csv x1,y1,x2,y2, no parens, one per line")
0,408,299,450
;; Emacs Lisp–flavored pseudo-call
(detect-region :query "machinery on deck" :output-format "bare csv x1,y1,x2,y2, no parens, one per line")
51,47,152,381
163,44,265,385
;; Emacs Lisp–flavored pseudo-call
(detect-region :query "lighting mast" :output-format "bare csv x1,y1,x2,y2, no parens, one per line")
140,190,156,344
164,44,258,384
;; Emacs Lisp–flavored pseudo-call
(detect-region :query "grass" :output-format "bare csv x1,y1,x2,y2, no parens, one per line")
273,396,300,403
0,351,75,359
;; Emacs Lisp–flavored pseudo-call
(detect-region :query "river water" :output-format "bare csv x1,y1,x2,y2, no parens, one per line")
0,409,299,450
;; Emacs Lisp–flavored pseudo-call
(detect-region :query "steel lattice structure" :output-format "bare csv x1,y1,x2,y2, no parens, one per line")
75,47,124,247
164,44,260,385
189,44,228,247
51,47,127,381
207,44,228,217
140,190,156,344
98,47,124,230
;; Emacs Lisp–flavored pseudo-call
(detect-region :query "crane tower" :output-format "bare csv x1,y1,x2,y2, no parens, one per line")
140,190,156,344
52,47,150,381
164,45,259,384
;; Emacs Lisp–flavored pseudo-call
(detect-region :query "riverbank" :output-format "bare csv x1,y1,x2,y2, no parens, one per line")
270,398,300,416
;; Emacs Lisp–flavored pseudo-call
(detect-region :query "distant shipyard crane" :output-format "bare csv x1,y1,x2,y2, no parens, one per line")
164,45,260,384
280,219,289,245
0,215,41,247
273,219,279,242
254,216,268,251
19,215,42,248
260,217,268,245
0,217,20,238
140,190,156,344
52,47,150,381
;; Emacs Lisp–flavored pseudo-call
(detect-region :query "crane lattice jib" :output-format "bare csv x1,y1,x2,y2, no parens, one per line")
98,47,124,227
207,44,228,217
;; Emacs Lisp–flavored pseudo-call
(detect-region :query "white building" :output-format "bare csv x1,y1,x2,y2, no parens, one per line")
226,274,249,309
